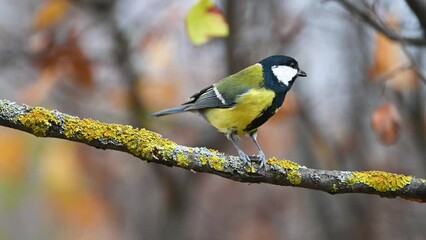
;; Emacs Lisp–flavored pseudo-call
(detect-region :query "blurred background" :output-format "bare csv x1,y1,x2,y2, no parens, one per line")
1,0,426,239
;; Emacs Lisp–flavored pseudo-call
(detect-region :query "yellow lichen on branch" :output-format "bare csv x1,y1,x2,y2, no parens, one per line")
198,151,225,171
208,154,225,171
176,152,190,167
18,107,58,137
62,115,177,159
16,104,177,160
346,171,413,192
268,158,302,185
2,99,426,202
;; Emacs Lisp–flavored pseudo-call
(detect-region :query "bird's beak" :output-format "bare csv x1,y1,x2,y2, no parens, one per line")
298,70,307,77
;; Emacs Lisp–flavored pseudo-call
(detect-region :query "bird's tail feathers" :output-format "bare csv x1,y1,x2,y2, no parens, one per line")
151,105,190,117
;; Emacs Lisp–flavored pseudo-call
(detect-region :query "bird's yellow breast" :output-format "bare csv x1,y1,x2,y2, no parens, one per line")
203,88,275,135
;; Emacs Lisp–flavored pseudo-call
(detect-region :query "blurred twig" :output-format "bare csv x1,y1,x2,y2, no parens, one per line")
333,0,426,46
334,0,426,84
1,99,426,202
405,0,426,34
398,42,426,84
374,63,413,83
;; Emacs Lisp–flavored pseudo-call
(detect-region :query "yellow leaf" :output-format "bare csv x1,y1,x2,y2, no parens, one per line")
186,0,229,45
33,0,70,29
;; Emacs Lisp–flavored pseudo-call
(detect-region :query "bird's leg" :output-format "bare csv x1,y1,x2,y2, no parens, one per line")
249,132,266,169
227,133,251,165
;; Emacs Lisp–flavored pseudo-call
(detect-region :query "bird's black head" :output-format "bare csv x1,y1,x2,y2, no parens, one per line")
259,55,306,90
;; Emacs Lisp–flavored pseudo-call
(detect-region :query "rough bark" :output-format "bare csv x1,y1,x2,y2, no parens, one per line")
1,99,425,202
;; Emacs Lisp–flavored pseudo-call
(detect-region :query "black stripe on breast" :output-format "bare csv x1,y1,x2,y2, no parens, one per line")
244,92,286,133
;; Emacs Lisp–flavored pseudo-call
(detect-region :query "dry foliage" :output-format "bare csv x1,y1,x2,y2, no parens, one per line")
371,101,401,144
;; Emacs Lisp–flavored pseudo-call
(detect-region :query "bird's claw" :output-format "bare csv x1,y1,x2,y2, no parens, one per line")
254,152,266,171
237,151,266,172
237,150,252,165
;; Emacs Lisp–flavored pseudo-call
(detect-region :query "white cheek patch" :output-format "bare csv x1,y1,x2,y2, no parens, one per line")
271,65,298,86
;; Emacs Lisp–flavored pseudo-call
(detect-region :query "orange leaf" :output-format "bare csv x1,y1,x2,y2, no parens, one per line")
31,30,93,89
33,0,70,29
64,32,94,88
371,102,401,145
369,33,398,78
368,14,418,91
369,15,399,78
22,30,93,103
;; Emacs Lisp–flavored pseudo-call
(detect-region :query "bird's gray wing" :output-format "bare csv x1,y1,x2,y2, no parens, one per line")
183,85,241,110
183,69,255,111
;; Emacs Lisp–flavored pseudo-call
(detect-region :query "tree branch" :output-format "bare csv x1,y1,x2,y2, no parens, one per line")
1,99,426,202
334,0,426,84
405,0,426,35
334,0,426,46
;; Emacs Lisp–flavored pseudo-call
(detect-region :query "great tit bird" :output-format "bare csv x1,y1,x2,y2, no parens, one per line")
152,55,306,168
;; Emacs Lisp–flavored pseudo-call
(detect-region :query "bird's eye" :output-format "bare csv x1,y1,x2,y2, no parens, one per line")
289,62,296,68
